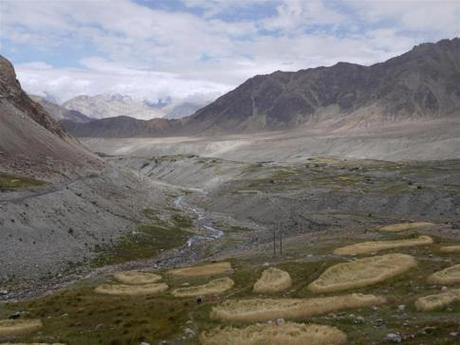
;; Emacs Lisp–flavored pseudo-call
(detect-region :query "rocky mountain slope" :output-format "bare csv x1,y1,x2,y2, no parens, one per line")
30,95,91,123
0,55,102,180
0,55,171,283
61,116,179,138
165,101,204,119
186,38,460,133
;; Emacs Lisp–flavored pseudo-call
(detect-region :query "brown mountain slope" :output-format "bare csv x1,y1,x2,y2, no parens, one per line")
61,116,179,138
0,55,102,180
185,38,460,134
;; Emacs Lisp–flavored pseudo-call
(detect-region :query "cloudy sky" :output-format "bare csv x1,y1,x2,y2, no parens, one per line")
1,0,459,104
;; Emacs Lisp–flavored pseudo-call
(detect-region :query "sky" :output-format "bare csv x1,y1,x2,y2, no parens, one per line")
1,0,459,105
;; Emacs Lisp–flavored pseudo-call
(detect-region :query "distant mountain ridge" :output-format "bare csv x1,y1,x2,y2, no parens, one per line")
165,102,204,119
61,116,178,138
30,95,91,123
63,94,165,120
61,93,206,122
63,38,460,138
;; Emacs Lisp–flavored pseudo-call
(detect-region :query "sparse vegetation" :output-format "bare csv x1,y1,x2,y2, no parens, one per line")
94,282,168,296
415,289,460,311
0,173,45,190
171,213,193,228
2,242,460,344
168,262,233,277
439,245,460,253
93,223,190,266
210,294,386,323
428,264,460,285
378,222,435,232
253,267,292,293
200,322,347,345
0,319,43,337
113,271,162,285
172,277,234,297
308,254,417,293
334,236,433,255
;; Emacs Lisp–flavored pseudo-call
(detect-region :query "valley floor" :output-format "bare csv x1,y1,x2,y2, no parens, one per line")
1,153,460,344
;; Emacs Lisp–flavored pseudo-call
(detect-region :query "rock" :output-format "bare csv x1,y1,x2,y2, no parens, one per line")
398,304,406,311
441,286,449,292
422,327,436,334
450,332,459,337
8,311,21,319
0,289,8,295
386,333,402,343
184,327,195,338
276,318,285,326
139,342,150,345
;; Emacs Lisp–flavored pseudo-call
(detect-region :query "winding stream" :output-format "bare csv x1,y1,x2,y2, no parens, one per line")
174,195,224,247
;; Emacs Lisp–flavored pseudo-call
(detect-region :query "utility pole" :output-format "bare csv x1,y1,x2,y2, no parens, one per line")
279,221,283,256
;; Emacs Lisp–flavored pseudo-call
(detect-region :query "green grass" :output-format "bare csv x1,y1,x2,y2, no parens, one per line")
0,173,45,190
172,213,194,228
93,223,190,267
3,241,460,344
142,208,161,221
93,209,194,267
0,280,192,345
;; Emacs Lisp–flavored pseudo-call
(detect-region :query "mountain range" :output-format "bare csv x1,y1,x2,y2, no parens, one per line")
63,94,165,120
62,94,206,120
62,38,460,138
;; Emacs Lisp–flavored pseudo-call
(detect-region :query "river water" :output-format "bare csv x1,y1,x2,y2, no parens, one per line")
174,195,224,247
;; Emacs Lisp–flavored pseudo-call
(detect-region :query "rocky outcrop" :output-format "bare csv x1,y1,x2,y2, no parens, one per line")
0,55,102,179
0,56,66,137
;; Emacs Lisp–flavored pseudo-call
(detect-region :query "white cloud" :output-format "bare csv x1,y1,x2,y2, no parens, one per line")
347,0,460,37
263,0,346,32
2,0,458,107
182,0,269,18
16,58,231,105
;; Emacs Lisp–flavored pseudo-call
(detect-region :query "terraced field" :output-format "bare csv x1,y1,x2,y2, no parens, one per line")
1,225,460,344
